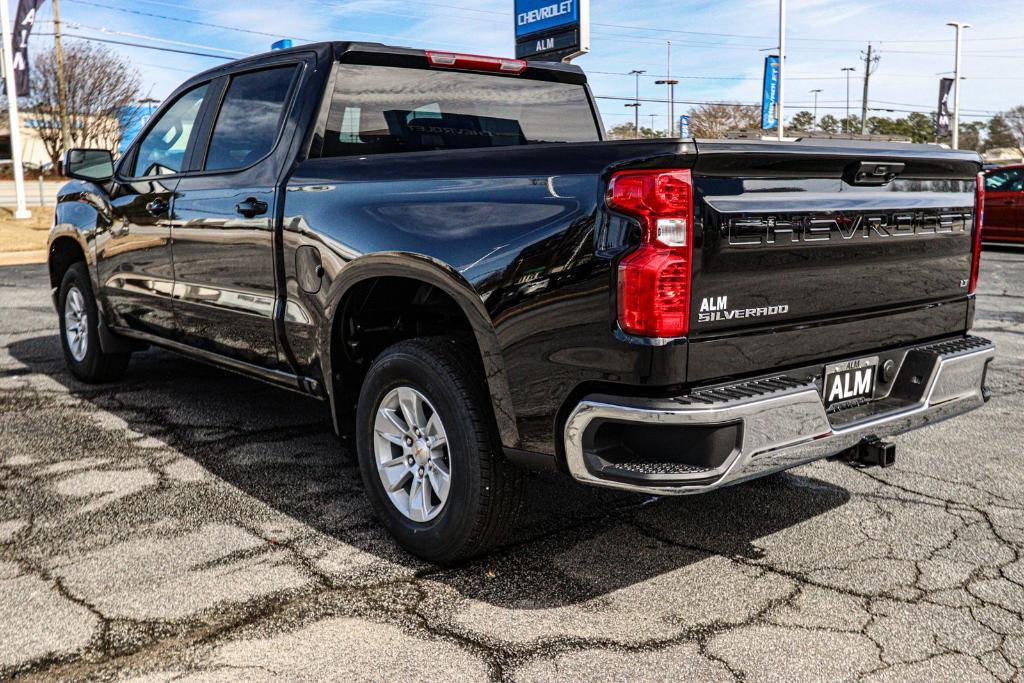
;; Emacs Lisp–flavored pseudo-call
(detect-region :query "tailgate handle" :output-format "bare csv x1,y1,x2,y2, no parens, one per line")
844,161,905,186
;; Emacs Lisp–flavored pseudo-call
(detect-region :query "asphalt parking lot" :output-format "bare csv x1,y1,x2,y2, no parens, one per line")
2,251,1024,682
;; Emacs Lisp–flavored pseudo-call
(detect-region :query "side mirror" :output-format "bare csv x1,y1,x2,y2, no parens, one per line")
63,148,114,182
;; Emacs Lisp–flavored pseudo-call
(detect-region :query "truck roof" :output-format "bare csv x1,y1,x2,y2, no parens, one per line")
188,41,587,86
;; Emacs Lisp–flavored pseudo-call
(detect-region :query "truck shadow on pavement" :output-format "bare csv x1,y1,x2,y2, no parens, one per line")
10,335,851,610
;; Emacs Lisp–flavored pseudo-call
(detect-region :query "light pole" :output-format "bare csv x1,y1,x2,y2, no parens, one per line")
655,79,679,137
628,69,645,138
841,67,855,132
777,0,786,141
810,89,823,131
666,41,672,135
947,21,970,150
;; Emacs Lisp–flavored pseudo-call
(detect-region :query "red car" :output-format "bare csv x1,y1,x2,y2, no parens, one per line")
982,164,1024,244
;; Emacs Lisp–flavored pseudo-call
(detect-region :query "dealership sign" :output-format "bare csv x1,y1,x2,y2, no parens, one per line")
514,0,590,62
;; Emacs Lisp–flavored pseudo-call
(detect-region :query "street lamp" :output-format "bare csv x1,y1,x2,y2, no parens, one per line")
946,21,970,149
810,89,823,131
655,79,679,137
841,67,855,133
628,69,645,139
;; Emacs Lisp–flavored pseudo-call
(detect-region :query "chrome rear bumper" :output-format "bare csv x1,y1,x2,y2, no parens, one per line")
563,336,994,495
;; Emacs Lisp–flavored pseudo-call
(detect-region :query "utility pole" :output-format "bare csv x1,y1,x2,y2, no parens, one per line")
0,0,30,218
947,21,970,150
628,69,645,139
810,89,822,130
860,43,880,135
777,0,786,141
841,67,855,133
53,0,71,152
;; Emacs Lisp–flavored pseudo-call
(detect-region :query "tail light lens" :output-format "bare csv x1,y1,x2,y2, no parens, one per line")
607,169,694,338
426,51,527,74
970,171,985,294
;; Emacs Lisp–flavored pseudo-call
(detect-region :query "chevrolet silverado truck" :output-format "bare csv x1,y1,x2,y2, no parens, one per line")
49,41,994,563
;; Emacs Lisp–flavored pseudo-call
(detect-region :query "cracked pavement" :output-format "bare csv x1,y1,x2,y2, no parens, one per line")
1,251,1023,682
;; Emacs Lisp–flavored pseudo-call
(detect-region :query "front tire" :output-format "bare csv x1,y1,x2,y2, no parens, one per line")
58,263,130,383
355,337,524,564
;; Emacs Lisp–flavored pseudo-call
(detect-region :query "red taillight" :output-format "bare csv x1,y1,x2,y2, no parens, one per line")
426,51,527,74
608,169,694,338
970,171,985,294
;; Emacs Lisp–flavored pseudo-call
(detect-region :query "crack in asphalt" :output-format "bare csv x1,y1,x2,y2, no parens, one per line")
3,261,1024,682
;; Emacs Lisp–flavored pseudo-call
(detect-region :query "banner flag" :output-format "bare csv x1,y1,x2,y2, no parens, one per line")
761,55,780,130
937,77,954,138
10,0,45,96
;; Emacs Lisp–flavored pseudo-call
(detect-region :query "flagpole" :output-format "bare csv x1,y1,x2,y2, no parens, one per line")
1,0,30,219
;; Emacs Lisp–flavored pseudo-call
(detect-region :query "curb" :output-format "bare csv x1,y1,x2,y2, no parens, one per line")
0,249,46,266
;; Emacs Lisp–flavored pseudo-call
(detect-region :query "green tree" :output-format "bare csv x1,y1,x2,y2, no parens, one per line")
819,114,839,134
905,112,936,143
864,113,934,143
606,122,663,140
985,115,1017,150
789,110,815,131
957,121,987,152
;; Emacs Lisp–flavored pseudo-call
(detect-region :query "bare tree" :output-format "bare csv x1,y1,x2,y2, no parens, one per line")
686,103,760,139
26,43,141,167
1004,105,1024,148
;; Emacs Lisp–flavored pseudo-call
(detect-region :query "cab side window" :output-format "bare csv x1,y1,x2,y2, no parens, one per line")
132,83,208,177
203,66,297,172
986,169,1024,192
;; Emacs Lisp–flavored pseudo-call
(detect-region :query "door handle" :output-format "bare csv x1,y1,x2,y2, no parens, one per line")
1002,200,1016,206
145,198,169,216
236,197,268,218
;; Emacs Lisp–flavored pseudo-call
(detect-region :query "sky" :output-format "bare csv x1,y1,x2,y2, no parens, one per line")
26,0,1024,133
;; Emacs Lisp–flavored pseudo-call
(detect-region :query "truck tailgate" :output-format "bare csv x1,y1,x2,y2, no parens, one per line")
687,139,981,379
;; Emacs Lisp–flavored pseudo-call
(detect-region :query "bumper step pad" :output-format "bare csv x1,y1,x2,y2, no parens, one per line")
564,335,995,495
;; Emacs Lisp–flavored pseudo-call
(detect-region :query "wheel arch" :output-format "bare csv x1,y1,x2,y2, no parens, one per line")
49,190,105,300
321,252,519,449
47,232,89,295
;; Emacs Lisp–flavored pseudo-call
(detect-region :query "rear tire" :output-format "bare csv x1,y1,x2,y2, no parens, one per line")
58,263,130,383
355,337,524,564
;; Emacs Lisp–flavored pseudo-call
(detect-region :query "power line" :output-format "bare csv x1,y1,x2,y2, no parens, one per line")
35,31,234,60
66,0,1024,58
63,0,316,41
380,0,1024,46
39,20,248,56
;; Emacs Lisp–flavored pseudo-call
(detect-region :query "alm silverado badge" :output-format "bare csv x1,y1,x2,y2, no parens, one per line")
697,295,789,323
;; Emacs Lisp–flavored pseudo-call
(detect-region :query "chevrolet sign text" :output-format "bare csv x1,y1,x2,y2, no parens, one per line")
518,1,574,29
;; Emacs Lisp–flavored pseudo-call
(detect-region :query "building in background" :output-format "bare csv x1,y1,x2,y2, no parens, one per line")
0,103,153,170
117,99,159,155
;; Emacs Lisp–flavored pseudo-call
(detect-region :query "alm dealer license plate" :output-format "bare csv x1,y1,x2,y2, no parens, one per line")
822,356,878,409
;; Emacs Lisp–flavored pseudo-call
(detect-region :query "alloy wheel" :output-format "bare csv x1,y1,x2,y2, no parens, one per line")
64,286,88,362
372,386,452,523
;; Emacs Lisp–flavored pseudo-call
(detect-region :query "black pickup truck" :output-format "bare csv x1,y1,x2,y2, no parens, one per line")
49,41,994,562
